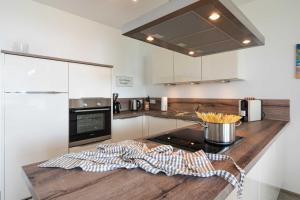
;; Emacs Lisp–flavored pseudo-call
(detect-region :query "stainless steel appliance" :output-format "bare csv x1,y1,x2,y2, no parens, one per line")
200,121,242,145
130,99,142,111
123,0,265,57
69,98,111,147
239,99,262,122
147,128,243,153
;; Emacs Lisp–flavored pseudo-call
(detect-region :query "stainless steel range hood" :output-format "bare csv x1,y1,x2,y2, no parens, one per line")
122,0,265,57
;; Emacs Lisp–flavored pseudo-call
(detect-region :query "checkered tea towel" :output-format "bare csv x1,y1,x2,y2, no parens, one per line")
39,140,245,198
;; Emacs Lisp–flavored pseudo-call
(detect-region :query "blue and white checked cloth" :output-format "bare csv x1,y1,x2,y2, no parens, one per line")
39,140,245,198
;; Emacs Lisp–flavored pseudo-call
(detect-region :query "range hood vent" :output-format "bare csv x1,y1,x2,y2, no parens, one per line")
122,0,265,57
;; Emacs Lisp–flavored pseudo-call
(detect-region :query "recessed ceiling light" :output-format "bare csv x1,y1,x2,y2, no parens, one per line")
242,39,251,44
132,0,138,2
209,12,220,21
188,51,195,55
146,36,154,42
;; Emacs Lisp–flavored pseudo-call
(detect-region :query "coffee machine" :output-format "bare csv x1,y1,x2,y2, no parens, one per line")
113,93,121,114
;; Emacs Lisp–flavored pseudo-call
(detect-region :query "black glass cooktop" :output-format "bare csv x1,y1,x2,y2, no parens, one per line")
147,128,243,154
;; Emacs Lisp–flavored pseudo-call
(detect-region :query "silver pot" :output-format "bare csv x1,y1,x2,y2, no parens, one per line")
199,121,242,145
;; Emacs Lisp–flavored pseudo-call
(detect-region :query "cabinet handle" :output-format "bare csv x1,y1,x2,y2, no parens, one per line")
74,108,110,113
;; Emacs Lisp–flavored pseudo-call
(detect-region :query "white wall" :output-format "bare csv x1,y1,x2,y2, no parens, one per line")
145,0,300,194
0,0,146,98
0,0,146,198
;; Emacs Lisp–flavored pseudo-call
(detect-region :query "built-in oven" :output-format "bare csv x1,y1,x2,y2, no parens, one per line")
69,98,111,147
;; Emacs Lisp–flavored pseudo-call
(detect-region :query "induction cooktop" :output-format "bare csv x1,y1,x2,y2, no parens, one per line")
147,128,243,154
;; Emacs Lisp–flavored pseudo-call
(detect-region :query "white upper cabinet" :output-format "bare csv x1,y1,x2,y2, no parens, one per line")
173,52,202,83
69,63,112,98
148,45,174,84
202,51,242,81
4,54,68,92
143,44,242,84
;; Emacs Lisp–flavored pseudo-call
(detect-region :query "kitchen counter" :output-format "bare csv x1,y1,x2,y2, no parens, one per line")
23,119,288,200
113,110,199,121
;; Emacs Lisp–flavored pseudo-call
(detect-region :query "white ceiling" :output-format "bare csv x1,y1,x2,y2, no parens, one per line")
34,0,170,29
34,0,255,29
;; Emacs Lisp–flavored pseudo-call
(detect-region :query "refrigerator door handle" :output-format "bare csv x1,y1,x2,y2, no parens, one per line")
5,91,68,94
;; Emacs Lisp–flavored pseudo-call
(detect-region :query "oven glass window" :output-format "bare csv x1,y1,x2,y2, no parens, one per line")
77,113,105,134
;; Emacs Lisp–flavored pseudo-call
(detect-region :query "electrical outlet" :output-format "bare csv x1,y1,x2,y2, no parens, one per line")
150,99,156,104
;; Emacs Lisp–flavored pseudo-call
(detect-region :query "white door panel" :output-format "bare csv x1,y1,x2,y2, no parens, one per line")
148,117,177,136
69,63,112,98
4,93,68,200
4,54,68,92
174,52,202,83
150,46,174,84
176,120,197,129
202,51,239,81
112,117,143,142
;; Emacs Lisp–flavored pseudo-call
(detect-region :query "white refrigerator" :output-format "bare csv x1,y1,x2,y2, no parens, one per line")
3,54,69,200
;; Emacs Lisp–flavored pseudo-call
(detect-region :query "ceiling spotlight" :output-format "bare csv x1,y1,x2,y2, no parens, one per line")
242,39,251,45
209,12,220,21
188,51,195,55
146,36,154,42
132,0,138,2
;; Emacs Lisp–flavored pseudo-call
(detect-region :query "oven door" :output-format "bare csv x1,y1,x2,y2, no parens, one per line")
69,107,111,147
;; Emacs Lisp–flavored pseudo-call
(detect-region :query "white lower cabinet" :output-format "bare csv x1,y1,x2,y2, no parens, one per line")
112,117,144,142
176,120,197,129
225,133,284,200
147,116,177,136
115,117,197,140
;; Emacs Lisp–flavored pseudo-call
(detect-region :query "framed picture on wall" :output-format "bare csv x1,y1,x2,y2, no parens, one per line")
116,76,133,87
296,44,300,79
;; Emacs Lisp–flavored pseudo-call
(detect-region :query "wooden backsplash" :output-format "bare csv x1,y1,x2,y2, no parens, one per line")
117,98,290,121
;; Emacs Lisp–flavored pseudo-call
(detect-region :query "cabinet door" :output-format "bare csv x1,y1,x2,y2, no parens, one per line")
150,46,174,84
4,93,68,200
226,131,284,200
176,120,197,129
112,117,143,142
174,52,202,82
148,117,177,136
202,51,239,81
4,54,68,92
143,116,149,138
69,63,112,98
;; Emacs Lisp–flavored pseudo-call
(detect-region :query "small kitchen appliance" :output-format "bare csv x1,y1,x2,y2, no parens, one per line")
130,99,142,111
113,93,121,114
147,128,243,153
69,98,111,147
239,99,262,122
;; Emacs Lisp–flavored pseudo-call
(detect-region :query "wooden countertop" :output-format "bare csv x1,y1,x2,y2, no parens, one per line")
113,110,199,122
23,120,288,200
